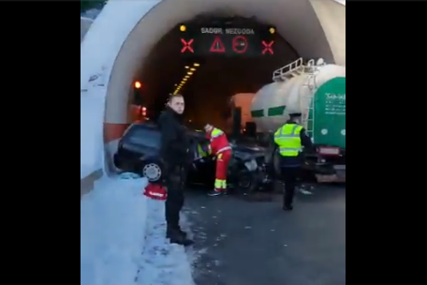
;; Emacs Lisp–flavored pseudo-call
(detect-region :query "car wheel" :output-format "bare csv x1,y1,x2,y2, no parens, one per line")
142,162,162,182
234,169,258,194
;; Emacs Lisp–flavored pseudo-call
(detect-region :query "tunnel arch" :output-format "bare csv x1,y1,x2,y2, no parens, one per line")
80,0,345,174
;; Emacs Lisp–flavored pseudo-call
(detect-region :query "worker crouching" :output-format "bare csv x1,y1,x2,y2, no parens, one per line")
204,124,232,196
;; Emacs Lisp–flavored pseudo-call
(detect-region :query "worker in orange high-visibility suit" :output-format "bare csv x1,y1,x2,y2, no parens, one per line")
204,124,232,196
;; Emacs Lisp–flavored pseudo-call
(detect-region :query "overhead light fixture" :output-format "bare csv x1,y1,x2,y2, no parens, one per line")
190,68,196,71
182,78,187,81
187,72,193,75
180,25,186,32
185,66,189,69
185,75,189,79
174,84,177,86
194,63,200,67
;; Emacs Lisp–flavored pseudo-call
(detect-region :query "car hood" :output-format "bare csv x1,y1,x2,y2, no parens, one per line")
231,143,266,161
232,143,265,153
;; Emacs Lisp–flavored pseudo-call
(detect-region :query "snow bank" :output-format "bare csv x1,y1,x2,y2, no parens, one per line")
80,94,105,178
135,200,195,285
81,177,148,285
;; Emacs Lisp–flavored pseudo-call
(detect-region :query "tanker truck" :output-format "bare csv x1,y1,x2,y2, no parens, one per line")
251,58,345,182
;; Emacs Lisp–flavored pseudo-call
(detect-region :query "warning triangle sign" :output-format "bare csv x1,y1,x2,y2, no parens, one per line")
210,36,226,53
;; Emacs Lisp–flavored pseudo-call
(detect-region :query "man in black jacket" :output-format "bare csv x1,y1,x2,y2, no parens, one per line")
158,94,193,246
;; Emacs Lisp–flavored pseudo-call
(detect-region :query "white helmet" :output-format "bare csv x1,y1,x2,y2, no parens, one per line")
204,124,213,132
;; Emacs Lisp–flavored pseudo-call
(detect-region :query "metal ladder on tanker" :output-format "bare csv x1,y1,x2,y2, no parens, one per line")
272,57,305,82
272,58,318,137
300,59,318,138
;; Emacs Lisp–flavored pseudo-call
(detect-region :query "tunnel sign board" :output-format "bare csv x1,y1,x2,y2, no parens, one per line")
261,40,274,55
232,36,248,54
210,36,226,53
179,24,275,57
180,38,194,53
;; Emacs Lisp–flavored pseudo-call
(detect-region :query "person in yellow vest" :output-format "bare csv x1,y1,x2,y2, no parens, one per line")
195,141,212,162
274,112,313,211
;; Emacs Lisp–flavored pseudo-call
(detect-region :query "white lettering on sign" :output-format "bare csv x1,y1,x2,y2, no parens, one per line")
200,27,256,35
225,28,255,35
201,27,223,34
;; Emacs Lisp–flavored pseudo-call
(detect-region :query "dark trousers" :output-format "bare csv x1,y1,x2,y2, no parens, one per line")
280,166,300,206
164,165,186,229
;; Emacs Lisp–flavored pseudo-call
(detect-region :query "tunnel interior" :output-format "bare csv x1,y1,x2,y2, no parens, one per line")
134,14,300,130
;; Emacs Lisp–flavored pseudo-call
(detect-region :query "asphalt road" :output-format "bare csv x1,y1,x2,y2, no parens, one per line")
182,185,345,285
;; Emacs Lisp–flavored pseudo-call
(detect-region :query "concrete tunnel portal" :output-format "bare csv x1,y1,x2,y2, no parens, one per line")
80,0,345,173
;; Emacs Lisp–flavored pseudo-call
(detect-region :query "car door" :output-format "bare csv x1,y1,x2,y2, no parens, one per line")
187,137,215,185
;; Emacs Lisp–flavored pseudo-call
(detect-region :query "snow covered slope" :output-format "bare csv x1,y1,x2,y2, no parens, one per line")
81,177,148,285
81,176,197,285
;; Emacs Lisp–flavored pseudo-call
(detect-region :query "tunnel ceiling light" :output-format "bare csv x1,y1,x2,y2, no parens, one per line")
190,68,196,71
269,27,276,34
187,72,193,75
185,66,189,69
174,84,178,86
180,24,186,32
184,75,189,79
193,63,200,67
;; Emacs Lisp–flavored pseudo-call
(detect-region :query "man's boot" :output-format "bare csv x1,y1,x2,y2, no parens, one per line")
282,204,293,211
166,227,194,246
282,195,293,211
208,189,222,196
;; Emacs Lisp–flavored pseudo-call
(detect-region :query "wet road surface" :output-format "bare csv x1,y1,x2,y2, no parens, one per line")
183,186,345,285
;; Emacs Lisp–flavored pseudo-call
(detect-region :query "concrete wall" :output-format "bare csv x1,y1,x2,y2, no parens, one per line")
81,17,94,42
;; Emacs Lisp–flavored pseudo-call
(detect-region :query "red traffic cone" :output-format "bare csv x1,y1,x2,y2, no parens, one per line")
143,183,167,200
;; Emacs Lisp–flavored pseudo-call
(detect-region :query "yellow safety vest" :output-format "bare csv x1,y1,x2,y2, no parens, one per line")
197,143,211,158
274,124,303,157
210,128,223,138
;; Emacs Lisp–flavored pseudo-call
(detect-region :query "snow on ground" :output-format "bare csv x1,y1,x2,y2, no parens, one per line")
135,199,196,285
81,177,148,285
81,175,202,285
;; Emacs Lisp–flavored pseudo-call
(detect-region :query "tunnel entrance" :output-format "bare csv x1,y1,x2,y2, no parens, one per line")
132,15,299,131
82,0,344,174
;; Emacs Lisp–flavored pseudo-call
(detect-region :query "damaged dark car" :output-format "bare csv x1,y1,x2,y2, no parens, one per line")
113,123,272,193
